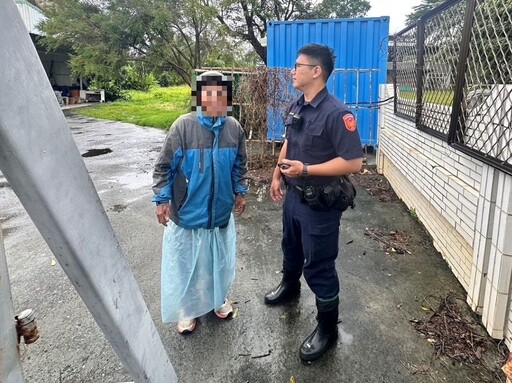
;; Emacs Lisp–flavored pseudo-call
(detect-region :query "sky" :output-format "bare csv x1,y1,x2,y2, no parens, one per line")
366,0,423,34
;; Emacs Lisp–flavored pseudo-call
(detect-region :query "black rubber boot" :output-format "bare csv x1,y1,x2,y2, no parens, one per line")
299,296,339,362
264,270,301,305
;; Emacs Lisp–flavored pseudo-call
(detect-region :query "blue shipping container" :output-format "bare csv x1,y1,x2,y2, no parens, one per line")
266,17,390,146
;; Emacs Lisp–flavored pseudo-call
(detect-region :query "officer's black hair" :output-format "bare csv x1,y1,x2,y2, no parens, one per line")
297,44,336,82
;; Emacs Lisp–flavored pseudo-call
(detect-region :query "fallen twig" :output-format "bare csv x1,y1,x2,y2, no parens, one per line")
411,292,490,364
364,228,411,254
251,350,272,359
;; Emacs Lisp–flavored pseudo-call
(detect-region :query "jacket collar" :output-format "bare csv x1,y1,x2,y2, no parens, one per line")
196,109,226,131
296,86,329,108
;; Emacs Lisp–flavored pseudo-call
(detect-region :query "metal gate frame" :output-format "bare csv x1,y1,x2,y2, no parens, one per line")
0,1,177,381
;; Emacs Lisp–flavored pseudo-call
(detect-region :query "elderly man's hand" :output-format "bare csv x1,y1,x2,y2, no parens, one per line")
234,194,246,216
156,203,170,226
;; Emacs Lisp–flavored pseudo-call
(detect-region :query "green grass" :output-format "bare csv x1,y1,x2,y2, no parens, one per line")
75,86,191,130
399,90,454,106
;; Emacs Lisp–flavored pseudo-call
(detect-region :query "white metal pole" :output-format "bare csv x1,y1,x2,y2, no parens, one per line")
0,221,24,383
0,1,176,382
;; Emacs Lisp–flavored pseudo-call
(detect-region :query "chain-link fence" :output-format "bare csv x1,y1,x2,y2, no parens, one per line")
455,0,512,169
393,0,512,175
393,25,418,123
420,0,466,137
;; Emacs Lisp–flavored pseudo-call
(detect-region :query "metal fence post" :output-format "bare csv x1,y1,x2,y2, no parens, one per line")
415,18,426,128
0,1,176,381
448,0,478,144
0,221,24,383
392,36,398,113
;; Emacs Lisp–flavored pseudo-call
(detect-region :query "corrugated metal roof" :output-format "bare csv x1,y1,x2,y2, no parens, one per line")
16,0,46,35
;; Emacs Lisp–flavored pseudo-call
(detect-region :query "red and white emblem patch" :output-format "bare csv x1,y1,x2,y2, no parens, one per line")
343,114,356,132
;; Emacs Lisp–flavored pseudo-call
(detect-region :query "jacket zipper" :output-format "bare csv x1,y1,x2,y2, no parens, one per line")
207,130,216,229
199,149,204,173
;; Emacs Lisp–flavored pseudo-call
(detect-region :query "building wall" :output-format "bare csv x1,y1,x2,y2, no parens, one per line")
38,51,74,87
16,0,45,35
17,1,74,88
377,84,512,343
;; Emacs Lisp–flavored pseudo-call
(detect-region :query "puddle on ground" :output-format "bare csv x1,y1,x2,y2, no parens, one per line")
81,148,113,157
1,226,16,238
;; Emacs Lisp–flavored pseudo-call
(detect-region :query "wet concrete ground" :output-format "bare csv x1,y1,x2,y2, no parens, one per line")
0,114,505,382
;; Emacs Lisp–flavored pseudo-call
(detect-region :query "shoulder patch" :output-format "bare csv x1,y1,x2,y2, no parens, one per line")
343,114,356,132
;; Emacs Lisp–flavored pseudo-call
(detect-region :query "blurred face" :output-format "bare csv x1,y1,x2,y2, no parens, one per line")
291,54,320,91
200,85,228,117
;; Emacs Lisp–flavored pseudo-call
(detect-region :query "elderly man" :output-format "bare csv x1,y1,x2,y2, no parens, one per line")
152,71,249,334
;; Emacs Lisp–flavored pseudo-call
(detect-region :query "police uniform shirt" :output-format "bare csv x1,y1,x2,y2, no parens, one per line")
285,87,363,186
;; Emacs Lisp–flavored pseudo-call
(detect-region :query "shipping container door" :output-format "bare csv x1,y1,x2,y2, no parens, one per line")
266,17,390,147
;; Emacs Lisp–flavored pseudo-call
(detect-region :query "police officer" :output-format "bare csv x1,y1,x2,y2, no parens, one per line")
265,44,363,362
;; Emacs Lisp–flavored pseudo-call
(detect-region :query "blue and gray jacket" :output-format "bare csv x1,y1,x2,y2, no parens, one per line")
152,113,249,229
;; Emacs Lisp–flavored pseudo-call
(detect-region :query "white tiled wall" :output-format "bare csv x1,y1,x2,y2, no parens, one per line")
377,84,512,343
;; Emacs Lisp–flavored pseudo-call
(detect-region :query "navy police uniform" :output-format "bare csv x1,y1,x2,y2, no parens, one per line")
282,86,362,300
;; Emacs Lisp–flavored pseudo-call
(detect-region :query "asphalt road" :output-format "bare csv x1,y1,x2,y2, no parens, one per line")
0,114,505,382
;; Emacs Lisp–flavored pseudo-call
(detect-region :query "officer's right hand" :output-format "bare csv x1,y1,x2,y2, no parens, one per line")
270,178,284,201
156,203,170,226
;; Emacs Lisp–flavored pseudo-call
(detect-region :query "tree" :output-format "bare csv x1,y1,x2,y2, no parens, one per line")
405,0,444,26
310,0,370,20
40,0,373,85
40,0,248,86
41,0,121,82
209,0,371,64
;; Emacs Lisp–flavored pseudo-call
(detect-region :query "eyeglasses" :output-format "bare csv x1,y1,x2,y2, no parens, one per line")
293,63,318,70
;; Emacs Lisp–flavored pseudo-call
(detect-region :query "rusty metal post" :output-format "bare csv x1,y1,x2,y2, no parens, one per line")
0,221,24,383
0,1,176,382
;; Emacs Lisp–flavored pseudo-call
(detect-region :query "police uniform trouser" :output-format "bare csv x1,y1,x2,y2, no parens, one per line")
282,189,342,300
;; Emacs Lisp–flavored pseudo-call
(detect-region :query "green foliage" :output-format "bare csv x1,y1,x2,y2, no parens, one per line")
399,90,454,106
405,0,444,26
41,0,126,82
310,0,370,19
75,86,191,130
40,0,224,85
119,64,157,91
210,0,372,63
158,72,185,87
39,0,373,85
